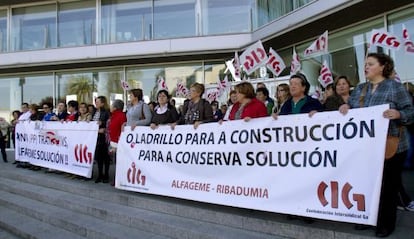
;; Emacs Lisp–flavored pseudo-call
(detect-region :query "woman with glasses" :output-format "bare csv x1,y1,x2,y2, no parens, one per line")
42,102,56,121
273,83,291,114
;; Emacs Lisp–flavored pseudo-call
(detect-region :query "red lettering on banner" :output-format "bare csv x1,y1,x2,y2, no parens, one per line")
127,162,146,185
171,180,211,192
216,184,269,199
317,181,366,211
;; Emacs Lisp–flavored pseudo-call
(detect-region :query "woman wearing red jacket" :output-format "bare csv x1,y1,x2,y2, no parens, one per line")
109,99,127,151
228,81,267,121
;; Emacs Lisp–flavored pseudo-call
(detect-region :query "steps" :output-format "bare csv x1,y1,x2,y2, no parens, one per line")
0,160,413,239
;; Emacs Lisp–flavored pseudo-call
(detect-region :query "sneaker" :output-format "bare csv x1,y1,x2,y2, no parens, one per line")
406,201,414,212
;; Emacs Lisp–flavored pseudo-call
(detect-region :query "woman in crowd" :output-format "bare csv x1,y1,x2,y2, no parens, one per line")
275,73,323,116
41,102,56,121
93,96,111,183
66,100,79,121
228,81,267,121
0,117,10,163
10,110,21,151
29,104,42,121
223,90,237,121
150,90,179,129
126,88,152,130
108,99,127,186
339,53,414,237
273,83,290,114
78,102,92,122
211,101,223,122
256,87,274,116
324,75,352,111
177,83,213,128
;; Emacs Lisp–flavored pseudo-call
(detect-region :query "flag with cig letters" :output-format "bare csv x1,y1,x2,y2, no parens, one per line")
205,88,220,103
233,51,241,79
304,31,329,56
319,60,334,88
402,24,414,54
240,40,269,75
176,81,189,98
266,47,286,77
370,29,401,51
157,76,168,91
217,75,230,96
120,80,130,90
290,48,301,75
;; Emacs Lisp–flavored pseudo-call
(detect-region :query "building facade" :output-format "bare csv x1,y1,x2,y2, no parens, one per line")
0,0,413,119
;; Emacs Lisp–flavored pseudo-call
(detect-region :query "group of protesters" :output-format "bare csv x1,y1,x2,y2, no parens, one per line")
5,52,414,238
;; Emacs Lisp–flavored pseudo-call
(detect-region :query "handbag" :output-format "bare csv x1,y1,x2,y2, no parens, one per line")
385,135,399,160
139,103,145,120
359,83,401,160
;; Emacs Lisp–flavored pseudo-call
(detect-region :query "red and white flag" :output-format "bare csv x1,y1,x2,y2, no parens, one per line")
233,51,241,79
239,40,268,75
266,47,286,77
217,75,230,95
319,60,334,88
311,87,322,100
120,80,130,90
304,30,329,56
290,48,301,75
402,24,414,54
205,88,220,103
370,29,401,51
157,76,168,91
176,81,189,98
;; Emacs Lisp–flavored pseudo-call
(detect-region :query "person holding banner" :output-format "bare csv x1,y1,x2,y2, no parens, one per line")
41,102,57,121
126,88,152,130
150,90,179,128
177,83,213,129
274,73,323,117
93,96,111,184
228,82,267,121
339,53,414,238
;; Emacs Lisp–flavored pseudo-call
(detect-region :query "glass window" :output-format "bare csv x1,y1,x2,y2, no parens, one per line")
388,6,414,84
0,77,20,119
154,0,196,39
101,0,152,43
57,69,124,106
21,75,54,105
201,0,254,35
126,62,203,104
0,9,7,52
58,0,95,47
11,4,57,51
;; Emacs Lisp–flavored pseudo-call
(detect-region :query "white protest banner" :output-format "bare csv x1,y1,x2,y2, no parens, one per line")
115,104,389,226
239,40,268,75
15,121,99,177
